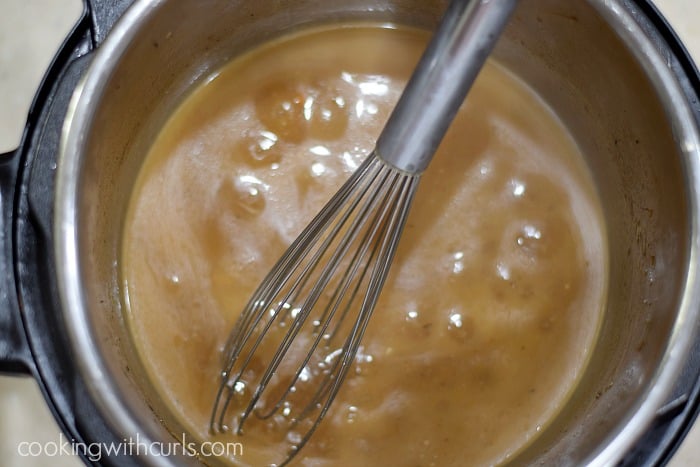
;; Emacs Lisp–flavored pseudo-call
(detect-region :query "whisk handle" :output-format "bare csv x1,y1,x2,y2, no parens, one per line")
376,0,518,174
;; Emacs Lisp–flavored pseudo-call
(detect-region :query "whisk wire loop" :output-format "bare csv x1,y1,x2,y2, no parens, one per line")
210,153,420,465
210,155,384,430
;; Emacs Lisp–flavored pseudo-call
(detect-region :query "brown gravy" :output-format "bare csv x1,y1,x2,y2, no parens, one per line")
121,24,607,466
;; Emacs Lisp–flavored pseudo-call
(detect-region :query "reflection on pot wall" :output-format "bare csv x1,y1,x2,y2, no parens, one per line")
1,1,700,466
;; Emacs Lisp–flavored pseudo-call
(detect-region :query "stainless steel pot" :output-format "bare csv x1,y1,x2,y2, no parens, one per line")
51,0,700,465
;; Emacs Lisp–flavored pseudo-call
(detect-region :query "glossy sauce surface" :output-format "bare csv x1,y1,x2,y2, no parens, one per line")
122,25,607,466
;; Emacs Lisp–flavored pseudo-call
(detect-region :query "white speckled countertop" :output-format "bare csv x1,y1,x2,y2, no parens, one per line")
1,1,699,465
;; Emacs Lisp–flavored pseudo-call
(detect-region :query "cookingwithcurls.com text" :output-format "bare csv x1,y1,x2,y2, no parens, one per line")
16,433,243,462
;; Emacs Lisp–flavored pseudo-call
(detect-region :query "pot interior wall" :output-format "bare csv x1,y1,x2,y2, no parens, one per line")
75,0,690,464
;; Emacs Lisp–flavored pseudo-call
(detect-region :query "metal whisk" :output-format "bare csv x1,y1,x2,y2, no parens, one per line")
211,0,518,464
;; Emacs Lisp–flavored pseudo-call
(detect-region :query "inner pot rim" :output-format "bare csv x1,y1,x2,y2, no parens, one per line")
581,2,700,464
54,0,700,465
